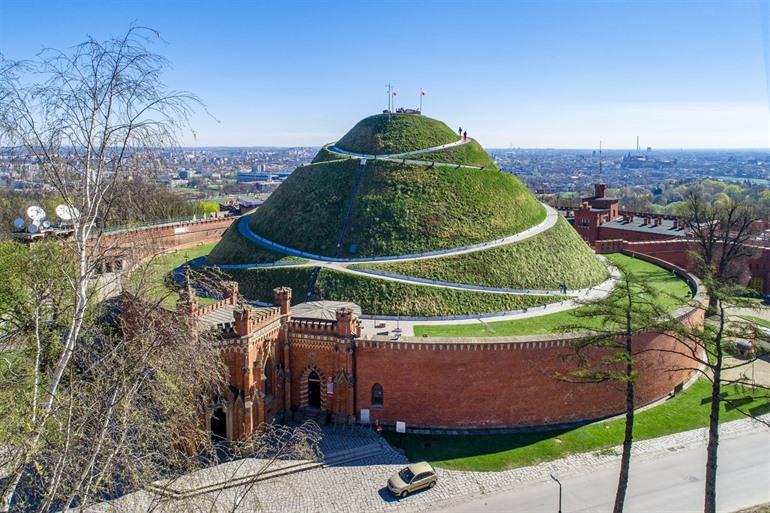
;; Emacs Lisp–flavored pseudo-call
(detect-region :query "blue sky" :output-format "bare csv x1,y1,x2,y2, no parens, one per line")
1,0,769,149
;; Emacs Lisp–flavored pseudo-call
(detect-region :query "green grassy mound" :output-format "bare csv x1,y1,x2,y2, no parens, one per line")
409,139,497,168
335,113,459,155
341,160,544,257
247,159,360,256
213,158,545,261
413,254,693,337
353,216,607,290
206,223,298,265
221,267,561,317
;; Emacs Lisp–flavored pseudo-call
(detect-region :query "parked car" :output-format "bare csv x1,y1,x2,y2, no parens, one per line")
387,462,437,497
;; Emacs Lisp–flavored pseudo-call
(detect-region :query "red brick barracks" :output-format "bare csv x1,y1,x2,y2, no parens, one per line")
573,183,770,296
179,267,705,439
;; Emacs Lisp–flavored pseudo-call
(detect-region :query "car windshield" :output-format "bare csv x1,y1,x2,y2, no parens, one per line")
398,468,415,482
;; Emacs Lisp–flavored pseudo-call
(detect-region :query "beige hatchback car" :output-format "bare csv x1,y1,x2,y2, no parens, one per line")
387,461,438,497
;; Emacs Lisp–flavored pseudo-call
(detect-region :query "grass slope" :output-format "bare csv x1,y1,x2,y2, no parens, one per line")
129,242,219,307
221,266,561,317
413,254,692,337
410,139,497,168
245,159,360,257
341,160,545,257
335,113,459,155
355,216,607,290
313,270,561,317
384,379,770,471
221,267,315,303
206,222,297,265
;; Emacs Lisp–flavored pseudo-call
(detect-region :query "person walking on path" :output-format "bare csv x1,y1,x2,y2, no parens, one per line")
458,126,462,136
463,130,468,141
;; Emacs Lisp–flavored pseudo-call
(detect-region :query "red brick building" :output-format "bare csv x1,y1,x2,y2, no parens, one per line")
183,269,705,439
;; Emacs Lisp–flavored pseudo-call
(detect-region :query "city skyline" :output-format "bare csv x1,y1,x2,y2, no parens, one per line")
2,0,770,149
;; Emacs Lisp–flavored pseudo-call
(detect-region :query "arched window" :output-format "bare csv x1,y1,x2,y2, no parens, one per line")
371,383,383,407
264,359,273,397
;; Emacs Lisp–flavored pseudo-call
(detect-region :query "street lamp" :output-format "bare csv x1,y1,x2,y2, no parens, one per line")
550,473,562,513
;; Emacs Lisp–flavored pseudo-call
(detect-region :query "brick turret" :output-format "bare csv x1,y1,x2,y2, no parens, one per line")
234,306,252,336
335,307,358,337
223,281,239,305
273,287,292,316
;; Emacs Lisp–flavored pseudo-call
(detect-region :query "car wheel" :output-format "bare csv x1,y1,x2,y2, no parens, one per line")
400,490,408,498
429,481,436,489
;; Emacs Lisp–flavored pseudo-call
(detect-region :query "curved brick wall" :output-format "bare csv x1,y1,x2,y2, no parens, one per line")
353,253,705,430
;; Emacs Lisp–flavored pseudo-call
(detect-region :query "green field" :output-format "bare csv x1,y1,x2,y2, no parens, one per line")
740,315,770,329
342,160,545,257
355,216,608,291
130,242,219,307
408,139,497,168
412,254,693,337
334,113,459,154
384,379,770,471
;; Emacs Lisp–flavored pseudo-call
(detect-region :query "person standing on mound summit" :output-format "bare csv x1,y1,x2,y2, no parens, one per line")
458,126,462,137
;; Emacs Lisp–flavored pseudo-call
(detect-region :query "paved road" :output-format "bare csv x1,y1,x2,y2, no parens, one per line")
430,430,770,513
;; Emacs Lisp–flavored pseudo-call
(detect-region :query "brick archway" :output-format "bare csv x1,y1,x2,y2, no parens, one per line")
299,365,328,410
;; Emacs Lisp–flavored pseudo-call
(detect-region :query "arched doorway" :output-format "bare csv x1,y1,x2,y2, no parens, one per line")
308,370,321,409
211,407,227,441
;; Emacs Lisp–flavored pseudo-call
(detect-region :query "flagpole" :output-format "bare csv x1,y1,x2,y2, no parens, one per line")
419,90,422,113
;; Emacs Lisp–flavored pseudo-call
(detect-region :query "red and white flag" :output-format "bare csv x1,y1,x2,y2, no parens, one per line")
420,88,426,96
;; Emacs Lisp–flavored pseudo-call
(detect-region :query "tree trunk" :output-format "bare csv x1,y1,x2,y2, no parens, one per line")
704,347,722,513
613,335,635,513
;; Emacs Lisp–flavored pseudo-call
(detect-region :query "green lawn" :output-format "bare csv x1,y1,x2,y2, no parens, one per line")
384,379,770,471
740,315,770,329
334,113,459,154
129,242,219,307
354,216,608,291
413,254,693,337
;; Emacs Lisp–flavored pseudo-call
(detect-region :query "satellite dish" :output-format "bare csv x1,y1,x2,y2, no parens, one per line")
13,218,24,230
42,220,51,229
27,224,39,234
27,205,46,222
55,204,80,222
